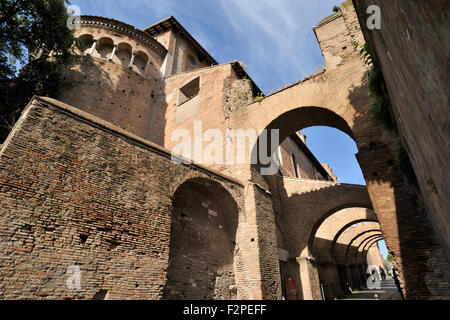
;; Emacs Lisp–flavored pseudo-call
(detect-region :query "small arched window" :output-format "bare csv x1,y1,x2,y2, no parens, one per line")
78,34,94,54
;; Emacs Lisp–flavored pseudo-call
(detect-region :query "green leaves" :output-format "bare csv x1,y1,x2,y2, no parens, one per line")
359,43,372,65
253,92,264,103
0,0,76,141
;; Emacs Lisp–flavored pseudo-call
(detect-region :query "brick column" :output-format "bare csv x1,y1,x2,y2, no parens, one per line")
296,257,322,300
357,145,450,299
238,183,281,300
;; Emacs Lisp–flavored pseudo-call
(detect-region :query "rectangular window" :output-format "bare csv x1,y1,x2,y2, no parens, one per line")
178,77,200,105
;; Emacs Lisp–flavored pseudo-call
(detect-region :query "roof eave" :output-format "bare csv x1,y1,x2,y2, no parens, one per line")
144,16,218,66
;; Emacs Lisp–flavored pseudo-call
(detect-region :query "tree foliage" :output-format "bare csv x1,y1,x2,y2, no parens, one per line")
0,0,76,141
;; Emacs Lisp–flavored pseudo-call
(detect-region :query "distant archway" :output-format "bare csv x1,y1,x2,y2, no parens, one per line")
329,218,378,260
349,233,384,265
362,238,385,263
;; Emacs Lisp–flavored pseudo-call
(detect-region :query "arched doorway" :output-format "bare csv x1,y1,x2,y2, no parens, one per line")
163,178,239,300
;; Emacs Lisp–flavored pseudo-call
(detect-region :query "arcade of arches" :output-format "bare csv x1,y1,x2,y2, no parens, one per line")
0,2,448,300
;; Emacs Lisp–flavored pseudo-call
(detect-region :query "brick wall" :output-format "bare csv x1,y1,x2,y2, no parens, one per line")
59,56,164,144
352,1,450,262
358,146,450,299
0,97,249,299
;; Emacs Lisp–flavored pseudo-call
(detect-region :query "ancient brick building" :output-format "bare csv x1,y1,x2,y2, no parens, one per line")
0,2,448,299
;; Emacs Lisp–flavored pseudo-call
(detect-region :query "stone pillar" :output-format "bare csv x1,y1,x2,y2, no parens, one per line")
237,182,281,300
354,265,363,289
87,40,97,56
296,257,322,300
128,52,136,69
356,264,364,289
108,45,117,61
245,182,281,300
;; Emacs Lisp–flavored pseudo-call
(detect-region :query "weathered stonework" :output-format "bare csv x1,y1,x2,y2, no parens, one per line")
352,0,450,299
0,1,447,300
0,98,249,299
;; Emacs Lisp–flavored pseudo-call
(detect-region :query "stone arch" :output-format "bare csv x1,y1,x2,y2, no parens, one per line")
359,235,384,261
162,177,239,300
321,221,381,293
342,229,383,290
319,218,379,299
166,171,243,204
308,207,376,260
77,33,94,54
288,197,373,259
115,42,133,67
348,232,383,265
223,3,445,298
362,238,385,263
264,177,373,297
345,229,382,259
308,207,378,299
358,233,384,256
249,106,356,176
329,217,378,261
366,237,384,253
242,103,373,301
265,106,354,143
278,186,372,300
359,236,385,279
132,50,149,75
96,37,115,59
334,222,381,264
228,74,370,148
234,99,377,301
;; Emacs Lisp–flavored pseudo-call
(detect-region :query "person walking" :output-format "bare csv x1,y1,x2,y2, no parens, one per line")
379,266,386,281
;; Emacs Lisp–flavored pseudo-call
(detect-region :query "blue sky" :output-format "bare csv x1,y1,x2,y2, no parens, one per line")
69,0,365,185
378,240,388,261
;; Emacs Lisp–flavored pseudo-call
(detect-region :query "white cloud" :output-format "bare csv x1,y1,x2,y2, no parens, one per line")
218,0,337,92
